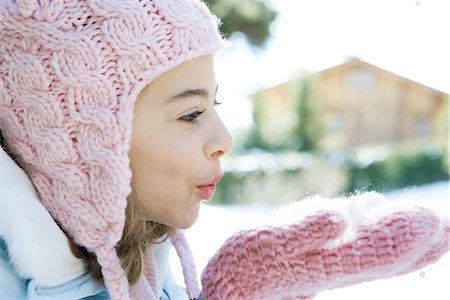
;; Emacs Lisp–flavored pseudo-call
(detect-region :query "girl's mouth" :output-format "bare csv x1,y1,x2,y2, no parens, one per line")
197,184,217,200
196,175,222,200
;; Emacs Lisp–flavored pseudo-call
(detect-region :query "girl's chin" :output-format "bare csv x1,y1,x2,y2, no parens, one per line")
173,205,201,230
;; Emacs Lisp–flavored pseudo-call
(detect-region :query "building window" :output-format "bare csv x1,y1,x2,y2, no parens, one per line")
345,67,375,91
414,119,430,138
330,113,344,133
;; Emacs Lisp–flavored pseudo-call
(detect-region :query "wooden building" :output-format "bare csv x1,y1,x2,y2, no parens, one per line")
253,58,448,149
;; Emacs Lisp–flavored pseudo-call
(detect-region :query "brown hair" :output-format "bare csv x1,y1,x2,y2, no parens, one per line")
68,191,173,285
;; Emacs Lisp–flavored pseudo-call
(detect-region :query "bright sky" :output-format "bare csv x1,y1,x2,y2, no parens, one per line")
214,0,450,130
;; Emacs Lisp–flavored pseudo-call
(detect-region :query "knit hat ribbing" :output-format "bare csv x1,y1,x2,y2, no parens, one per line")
0,0,224,299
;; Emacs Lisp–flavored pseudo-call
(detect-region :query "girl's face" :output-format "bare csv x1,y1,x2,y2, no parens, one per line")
128,55,233,229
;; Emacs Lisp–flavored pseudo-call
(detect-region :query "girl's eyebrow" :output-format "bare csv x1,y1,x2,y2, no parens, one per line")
171,89,208,99
169,85,219,102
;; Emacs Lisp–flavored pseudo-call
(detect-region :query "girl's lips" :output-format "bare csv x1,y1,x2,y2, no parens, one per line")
197,184,217,200
197,175,222,200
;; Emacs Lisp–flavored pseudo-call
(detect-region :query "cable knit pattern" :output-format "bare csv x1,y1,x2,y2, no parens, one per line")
0,1,224,299
201,203,449,300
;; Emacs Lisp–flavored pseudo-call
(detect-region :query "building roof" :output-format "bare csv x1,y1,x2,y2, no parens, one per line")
257,57,448,98
313,57,447,96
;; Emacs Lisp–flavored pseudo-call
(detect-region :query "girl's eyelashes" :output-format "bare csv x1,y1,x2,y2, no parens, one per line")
178,109,205,124
178,99,222,124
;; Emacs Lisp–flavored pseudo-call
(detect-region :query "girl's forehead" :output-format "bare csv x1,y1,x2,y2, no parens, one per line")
138,55,216,100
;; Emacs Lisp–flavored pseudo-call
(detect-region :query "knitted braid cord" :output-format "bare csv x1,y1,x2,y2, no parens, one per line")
96,246,131,299
133,231,202,300
130,273,155,300
201,193,449,300
143,245,161,297
0,1,224,298
170,230,202,299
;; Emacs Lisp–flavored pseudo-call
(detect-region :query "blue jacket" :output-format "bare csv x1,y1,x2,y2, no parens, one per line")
0,237,188,300
0,147,189,299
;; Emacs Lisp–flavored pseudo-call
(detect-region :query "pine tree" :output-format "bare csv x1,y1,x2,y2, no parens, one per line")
290,80,323,152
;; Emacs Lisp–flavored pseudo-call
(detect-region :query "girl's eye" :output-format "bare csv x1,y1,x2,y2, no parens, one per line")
178,100,221,124
179,109,205,124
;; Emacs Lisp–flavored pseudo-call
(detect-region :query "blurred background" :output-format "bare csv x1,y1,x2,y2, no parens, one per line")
173,1,450,295
204,0,449,206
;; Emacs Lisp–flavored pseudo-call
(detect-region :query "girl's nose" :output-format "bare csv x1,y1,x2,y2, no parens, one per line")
205,113,234,159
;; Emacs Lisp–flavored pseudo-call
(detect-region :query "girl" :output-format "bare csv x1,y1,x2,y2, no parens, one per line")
0,1,448,299
1,0,229,298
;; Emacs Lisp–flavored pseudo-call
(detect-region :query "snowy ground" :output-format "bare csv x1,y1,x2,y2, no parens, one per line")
171,181,449,299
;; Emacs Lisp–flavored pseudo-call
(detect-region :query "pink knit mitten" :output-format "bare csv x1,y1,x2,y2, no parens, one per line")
201,193,449,300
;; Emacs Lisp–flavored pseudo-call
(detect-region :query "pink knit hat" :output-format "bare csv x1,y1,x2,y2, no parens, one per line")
0,0,224,299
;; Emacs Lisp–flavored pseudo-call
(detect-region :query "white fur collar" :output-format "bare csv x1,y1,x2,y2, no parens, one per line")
0,146,85,286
